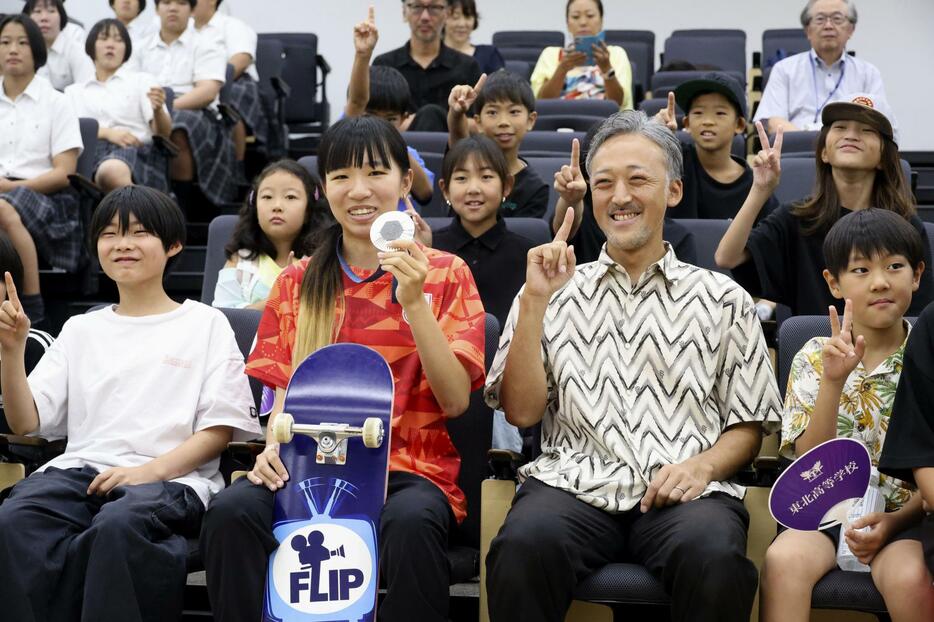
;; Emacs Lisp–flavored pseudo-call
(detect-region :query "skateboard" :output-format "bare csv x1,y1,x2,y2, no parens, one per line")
263,343,394,622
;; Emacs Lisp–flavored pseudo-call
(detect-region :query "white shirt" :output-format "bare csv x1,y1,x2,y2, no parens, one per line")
196,12,258,81
37,32,95,91
61,21,85,45
65,67,163,143
485,245,782,513
125,14,159,48
129,25,226,98
28,300,262,507
755,49,897,137
0,75,83,179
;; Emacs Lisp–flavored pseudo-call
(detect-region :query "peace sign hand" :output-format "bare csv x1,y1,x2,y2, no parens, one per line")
751,121,784,193
353,5,379,56
0,271,30,352
821,299,865,384
525,208,577,300
653,92,678,132
448,74,487,115
553,138,587,205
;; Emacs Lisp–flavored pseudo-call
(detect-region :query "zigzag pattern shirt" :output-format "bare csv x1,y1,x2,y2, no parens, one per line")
485,244,782,513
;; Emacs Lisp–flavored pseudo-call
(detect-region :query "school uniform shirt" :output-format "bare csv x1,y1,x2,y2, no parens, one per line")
782,325,914,511
61,21,85,45
26,300,261,507
677,146,779,220
0,75,83,180
530,46,634,111
754,49,897,139
373,42,482,112
880,304,934,483
247,248,487,523
0,328,54,435
485,244,782,513
125,14,159,48
731,204,934,316
37,32,95,92
65,67,164,143
196,11,259,81
502,160,549,218
432,215,536,328
129,25,226,99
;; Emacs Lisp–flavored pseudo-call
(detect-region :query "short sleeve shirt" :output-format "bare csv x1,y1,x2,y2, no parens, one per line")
530,45,634,111
678,146,779,220
781,328,914,511
65,67,162,143
197,12,259,81
130,26,226,97
484,244,782,513
247,247,487,522
373,42,482,112
38,33,94,91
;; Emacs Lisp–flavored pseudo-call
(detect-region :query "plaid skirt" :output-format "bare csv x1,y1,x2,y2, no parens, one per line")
92,141,170,194
222,75,268,148
172,108,238,206
0,186,83,272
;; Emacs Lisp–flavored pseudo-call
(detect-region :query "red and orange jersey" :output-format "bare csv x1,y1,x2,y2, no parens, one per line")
247,247,486,523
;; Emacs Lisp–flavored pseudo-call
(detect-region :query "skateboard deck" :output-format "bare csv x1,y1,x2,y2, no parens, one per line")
263,344,393,622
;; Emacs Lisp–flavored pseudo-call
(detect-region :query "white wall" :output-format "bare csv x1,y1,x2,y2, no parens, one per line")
19,0,934,150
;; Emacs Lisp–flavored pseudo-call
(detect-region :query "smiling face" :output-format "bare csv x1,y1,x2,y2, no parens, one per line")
805,0,854,60
322,158,413,245
476,99,536,156
28,1,61,45
97,212,181,286
589,133,682,260
824,251,921,330
566,0,602,37
682,92,745,153
256,170,309,247
94,24,127,72
821,119,883,173
0,22,36,77
440,153,512,230
404,0,447,45
445,4,475,47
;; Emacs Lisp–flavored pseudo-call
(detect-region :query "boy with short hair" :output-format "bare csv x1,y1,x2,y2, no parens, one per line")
760,208,934,622
657,72,779,219
0,186,261,621
448,70,549,218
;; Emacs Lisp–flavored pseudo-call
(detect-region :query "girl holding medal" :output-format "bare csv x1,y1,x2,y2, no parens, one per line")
200,115,487,622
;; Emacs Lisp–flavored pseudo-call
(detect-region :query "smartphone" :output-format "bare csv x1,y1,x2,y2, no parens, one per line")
573,31,606,66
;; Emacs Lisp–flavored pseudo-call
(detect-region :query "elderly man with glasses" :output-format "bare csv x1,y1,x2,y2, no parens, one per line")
754,0,896,136
372,0,482,131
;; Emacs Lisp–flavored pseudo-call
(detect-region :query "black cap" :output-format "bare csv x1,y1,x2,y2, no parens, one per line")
674,72,747,119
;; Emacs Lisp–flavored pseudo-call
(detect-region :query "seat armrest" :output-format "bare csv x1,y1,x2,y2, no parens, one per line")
270,76,291,99
68,174,103,203
488,448,527,481
152,135,180,158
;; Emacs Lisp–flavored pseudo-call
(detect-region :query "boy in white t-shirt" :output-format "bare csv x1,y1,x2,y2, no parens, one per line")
0,186,261,621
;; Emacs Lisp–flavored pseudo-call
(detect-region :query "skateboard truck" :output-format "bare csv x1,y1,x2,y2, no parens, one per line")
272,413,385,465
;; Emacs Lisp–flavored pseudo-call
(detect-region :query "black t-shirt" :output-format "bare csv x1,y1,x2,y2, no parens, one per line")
732,204,934,316
677,146,779,220
0,329,54,434
373,42,482,112
567,196,698,266
879,302,934,484
502,161,549,219
432,216,535,328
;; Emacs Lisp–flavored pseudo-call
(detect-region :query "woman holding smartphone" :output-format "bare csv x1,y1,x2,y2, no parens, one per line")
530,0,632,109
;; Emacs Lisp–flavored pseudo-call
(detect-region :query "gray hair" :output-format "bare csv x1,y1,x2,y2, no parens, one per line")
585,110,683,182
800,0,858,26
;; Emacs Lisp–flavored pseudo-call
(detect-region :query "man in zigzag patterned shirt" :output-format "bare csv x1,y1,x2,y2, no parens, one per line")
484,110,783,622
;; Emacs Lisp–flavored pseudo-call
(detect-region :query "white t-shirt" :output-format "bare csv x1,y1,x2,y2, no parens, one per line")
27,300,262,506
0,75,83,179
196,12,259,82
38,32,95,91
129,25,226,98
66,67,163,143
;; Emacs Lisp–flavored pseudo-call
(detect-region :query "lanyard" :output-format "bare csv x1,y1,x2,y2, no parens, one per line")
811,54,846,124
335,236,398,302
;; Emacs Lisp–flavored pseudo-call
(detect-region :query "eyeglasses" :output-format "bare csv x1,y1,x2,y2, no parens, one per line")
810,12,850,26
405,2,447,16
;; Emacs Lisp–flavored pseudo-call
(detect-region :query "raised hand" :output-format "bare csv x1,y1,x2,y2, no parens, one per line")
353,5,379,56
378,238,429,309
525,207,577,300
751,121,783,192
0,271,30,352
448,73,487,116
553,138,587,205
654,91,678,132
821,299,865,384
403,196,432,247
147,86,166,111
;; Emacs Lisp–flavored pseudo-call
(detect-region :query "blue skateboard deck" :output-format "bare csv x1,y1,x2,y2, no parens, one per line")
263,344,393,622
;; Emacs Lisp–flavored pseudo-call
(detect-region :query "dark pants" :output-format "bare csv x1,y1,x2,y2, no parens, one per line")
201,471,453,622
486,477,757,622
0,466,203,622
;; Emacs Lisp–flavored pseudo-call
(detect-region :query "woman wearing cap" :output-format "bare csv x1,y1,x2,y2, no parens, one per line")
530,0,632,109
715,93,934,316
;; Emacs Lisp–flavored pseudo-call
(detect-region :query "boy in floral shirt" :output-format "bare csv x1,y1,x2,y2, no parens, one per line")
759,209,934,622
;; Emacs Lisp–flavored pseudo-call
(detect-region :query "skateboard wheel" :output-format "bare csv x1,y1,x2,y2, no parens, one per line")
362,417,384,448
272,413,295,444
